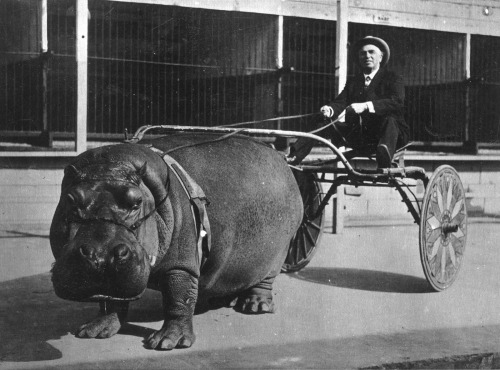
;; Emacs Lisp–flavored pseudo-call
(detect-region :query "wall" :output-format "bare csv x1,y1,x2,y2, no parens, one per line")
0,169,63,229
1,155,498,230
338,155,500,227
110,0,500,36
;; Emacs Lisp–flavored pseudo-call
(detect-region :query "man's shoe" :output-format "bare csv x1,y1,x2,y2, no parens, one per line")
376,144,392,168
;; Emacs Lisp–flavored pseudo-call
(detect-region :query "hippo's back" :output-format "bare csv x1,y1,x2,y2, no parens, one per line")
142,133,303,296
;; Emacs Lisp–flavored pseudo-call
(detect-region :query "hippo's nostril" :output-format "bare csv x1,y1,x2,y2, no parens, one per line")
79,245,104,270
79,245,96,259
113,244,130,262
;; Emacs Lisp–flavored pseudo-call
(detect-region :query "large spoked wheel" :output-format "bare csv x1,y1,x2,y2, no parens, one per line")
420,165,467,291
282,171,325,273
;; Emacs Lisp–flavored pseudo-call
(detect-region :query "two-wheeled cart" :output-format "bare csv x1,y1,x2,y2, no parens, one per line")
130,124,468,292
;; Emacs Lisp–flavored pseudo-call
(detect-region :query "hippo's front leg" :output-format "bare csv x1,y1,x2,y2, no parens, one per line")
145,269,198,350
76,301,129,338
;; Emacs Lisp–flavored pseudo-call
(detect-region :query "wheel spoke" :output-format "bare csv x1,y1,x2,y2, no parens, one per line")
302,190,311,207
452,226,465,239
436,185,444,214
305,219,321,231
440,244,447,281
430,198,442,220
429,235,441,259
287,233,297,261
301,229,308,257
451,236,464,257
427,228,441,245
446,177,454,211
304,224,316,248
430,244,441,277
427,215,441,230
448,244,457,267
295,231,303,263
450,199,464,220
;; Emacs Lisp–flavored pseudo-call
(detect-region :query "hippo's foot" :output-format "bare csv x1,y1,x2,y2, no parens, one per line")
145,319,195,350
232,286,276,314
76,312,122,338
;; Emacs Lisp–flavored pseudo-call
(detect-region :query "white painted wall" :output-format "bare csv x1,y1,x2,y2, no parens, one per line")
1,158,498,229
0,169,63,228
109,0,500,36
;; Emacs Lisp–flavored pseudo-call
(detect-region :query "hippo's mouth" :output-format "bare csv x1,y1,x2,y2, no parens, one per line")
79,288,146,302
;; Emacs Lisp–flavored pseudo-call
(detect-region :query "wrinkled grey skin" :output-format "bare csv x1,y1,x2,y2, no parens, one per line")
50,133,303,350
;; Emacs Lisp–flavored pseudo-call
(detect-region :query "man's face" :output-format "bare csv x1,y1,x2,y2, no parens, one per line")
358,44,384,73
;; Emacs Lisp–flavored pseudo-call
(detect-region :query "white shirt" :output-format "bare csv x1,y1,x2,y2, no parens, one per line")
363,70,378,113
327,70,378,120
364,70,378,87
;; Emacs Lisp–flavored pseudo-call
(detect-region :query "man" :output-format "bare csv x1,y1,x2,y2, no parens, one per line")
288,36,409,168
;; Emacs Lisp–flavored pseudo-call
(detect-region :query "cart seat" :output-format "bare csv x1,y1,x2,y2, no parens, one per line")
342,142,414,168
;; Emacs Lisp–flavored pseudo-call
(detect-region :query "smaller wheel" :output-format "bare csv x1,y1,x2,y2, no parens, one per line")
281,171,325,273
419,165,467,291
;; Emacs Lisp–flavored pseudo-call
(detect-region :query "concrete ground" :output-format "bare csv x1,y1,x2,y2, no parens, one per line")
1,216,500,369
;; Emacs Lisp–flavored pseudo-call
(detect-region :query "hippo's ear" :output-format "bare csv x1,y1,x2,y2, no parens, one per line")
136,162,148,179
133,160,168,203
64,164,82,179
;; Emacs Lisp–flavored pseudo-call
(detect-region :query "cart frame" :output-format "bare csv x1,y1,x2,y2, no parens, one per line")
129,124,468,292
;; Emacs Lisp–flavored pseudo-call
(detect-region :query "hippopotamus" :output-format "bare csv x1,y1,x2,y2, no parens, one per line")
50,132,303,350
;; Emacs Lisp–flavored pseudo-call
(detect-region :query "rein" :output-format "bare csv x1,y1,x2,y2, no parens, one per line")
217,113,318,128
162,129,245,155
66,193,169,237
157,113,341,155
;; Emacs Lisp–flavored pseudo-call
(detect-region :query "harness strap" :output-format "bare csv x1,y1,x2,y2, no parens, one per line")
148,146,211,270
162,129,244,155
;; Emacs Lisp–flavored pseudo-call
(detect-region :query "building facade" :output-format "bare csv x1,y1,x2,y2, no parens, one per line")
1,0,500,153
1,0,500,229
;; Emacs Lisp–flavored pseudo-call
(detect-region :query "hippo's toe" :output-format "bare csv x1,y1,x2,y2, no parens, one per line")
145,321,195,350
233,287,276,314
76,312,122,338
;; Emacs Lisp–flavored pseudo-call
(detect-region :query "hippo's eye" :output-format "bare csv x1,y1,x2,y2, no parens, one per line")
124,188,143,210
67,193,77,205
66,193,81,212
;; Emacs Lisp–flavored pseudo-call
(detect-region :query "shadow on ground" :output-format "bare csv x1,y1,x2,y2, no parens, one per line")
0,273,164,362
0,267,433,362
34,325,500,369
2,273,500,368
289,267,434,293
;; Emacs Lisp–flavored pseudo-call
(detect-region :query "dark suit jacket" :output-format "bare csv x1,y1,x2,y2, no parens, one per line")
330,68,409,137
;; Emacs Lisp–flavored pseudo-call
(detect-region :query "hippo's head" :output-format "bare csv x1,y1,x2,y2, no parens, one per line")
50,159,166,302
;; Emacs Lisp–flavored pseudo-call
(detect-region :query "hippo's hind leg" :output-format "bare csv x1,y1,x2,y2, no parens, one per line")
76,301,129,338
230,235,291,314
233,275,276,314
207,275,276,314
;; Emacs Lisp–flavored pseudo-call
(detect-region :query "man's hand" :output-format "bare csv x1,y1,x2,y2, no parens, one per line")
348,102,369,114
320,105,334,118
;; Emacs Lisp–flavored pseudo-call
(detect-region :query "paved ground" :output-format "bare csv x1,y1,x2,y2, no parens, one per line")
1,216,500,369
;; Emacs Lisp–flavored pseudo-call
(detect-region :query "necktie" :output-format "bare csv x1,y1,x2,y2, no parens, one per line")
365,76,371,88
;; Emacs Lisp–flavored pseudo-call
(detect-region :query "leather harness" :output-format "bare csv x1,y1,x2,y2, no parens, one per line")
147,146,211,270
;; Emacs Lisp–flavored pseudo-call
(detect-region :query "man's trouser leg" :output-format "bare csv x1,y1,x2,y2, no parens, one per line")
289,120,355,164
375,116,408,168
289,119,331,164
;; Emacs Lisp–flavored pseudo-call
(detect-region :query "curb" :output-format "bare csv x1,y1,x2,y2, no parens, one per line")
362,352,500,369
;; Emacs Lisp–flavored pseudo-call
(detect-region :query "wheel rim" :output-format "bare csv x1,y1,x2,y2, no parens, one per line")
282,172,324,272
420,165,467,291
